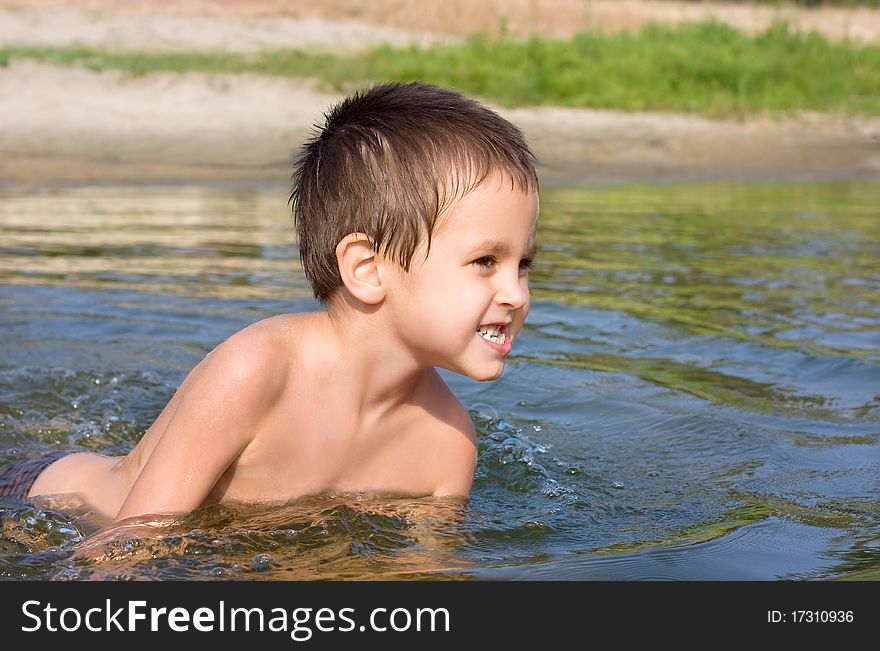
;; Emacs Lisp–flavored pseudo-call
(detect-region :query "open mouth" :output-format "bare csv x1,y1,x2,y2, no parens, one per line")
477,323,507,345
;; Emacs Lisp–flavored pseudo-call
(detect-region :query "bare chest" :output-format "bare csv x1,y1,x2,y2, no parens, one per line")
207,402,448,504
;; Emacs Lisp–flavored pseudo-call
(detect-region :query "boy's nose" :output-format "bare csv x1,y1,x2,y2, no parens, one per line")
495,275,529,310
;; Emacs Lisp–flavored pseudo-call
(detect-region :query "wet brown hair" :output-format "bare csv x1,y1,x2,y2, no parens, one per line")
290,81,538,305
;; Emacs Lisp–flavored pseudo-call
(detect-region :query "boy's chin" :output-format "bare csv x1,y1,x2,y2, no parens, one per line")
459,363,506,382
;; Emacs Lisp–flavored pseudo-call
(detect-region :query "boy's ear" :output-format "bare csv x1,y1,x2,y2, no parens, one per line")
335,233,387,305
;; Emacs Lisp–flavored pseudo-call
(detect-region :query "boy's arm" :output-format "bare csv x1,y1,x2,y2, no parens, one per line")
114,335,287,522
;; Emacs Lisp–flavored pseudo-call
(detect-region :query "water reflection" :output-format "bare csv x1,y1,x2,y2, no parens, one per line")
0,187,310,300
530,182,880,363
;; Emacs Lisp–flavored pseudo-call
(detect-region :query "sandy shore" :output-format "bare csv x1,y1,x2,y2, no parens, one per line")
3,61,878,188
2,2,879,187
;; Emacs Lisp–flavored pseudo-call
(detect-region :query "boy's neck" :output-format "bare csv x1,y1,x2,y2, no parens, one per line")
320,303,427,424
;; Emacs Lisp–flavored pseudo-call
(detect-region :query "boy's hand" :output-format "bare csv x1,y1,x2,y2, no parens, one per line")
70,512,180,566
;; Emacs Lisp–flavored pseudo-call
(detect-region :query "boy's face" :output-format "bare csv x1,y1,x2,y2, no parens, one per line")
386,173,539,381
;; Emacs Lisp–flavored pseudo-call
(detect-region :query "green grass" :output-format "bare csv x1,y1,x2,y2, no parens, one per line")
2,19,879,117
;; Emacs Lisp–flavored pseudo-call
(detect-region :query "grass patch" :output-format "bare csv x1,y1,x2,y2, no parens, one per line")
2,19,879,117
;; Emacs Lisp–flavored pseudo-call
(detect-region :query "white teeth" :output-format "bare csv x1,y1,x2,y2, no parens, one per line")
477,328,507,344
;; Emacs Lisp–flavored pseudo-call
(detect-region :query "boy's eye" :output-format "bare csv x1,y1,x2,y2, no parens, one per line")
472,256,535,271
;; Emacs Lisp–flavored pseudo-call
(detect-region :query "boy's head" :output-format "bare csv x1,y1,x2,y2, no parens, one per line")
290,82,538,306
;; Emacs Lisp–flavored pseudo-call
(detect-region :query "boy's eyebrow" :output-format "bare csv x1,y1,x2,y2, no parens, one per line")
467,239,538,258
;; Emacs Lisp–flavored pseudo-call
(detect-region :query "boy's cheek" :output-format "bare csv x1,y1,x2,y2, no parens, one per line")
517,302,530,333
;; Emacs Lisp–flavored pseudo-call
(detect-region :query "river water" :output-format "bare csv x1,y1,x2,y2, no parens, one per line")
1,181,877,580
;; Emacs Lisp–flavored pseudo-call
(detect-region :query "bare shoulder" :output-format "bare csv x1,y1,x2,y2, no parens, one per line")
417,370,475,436
142,312,316,441
418,371,478,497
207,313,313,384
182,314,311,412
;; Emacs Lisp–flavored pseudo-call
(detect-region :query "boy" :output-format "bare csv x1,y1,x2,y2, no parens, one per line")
7,82,540,524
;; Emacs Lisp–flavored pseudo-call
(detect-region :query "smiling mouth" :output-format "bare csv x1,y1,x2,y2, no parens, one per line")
477,323,507,345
